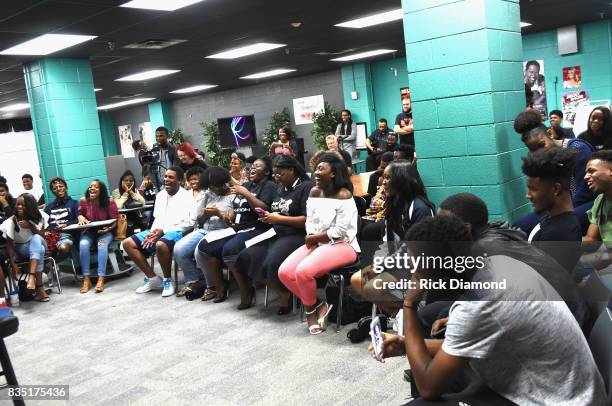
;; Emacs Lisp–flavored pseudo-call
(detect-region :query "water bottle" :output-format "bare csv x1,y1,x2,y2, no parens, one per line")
8,289,19,307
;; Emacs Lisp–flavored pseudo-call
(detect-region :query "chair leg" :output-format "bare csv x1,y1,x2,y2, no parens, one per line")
49,257,62,294
336,274,344,333
70,258,78,282
173,261,179,290
0,338,25,406
292,294,298,315
264,286,269,308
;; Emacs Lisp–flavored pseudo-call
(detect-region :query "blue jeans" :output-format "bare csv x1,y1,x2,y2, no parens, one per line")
174,229,212,287
14,234,47,273
79,232,114,276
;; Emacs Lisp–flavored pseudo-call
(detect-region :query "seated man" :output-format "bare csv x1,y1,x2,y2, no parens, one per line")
521,148,582,273
370,216,607,405
44,177,79,261
584,150,612,268
123,167,193,297
367,152,394,198
365,118,390,171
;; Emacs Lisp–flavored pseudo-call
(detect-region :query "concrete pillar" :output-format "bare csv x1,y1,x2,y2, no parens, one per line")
403,0,530,221
23,58,107,200
148,101,173,133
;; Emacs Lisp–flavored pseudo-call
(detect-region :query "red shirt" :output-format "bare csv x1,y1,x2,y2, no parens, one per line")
78,200,118,222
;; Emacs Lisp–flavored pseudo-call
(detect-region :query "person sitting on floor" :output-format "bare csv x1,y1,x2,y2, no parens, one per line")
174,167,234,300
78,180,118,293
235,155,314,314
369,215,607,406
44,177,79,261
196,157,277,306
123,167,193,297
1,193,49,302
112,170,145,236
278,153,360,335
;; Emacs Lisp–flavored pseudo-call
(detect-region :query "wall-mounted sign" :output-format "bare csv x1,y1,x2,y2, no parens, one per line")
118,124,134,158
293,95,324,125
563,66,582,89
524,59,547,115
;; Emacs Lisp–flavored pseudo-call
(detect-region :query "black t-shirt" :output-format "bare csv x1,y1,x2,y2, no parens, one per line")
368,129,390,150
339,150,352,167
394,112,414,145
270,179,314,236
232,179,277,231
530,212,582,273
367,170,383,197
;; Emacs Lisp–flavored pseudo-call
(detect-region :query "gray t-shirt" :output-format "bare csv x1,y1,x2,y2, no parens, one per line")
442,255,607,406
191,191,235,232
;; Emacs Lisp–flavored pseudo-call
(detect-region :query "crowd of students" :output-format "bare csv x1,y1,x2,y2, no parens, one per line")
0,105,611,403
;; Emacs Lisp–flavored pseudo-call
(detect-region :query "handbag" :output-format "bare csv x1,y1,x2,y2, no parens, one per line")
44,230,61,257
115,214,128,241
17,272,34,302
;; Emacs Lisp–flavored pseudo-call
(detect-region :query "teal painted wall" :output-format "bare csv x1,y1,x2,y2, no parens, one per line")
371,58,410,127
523,20,612,115
148,101,173,132
99,111,118,156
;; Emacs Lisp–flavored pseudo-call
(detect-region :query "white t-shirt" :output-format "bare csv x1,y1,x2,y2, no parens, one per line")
150,187,193,233
442,255,607,405
0,211,48,243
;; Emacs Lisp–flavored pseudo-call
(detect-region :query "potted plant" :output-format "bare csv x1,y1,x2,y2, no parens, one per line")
201,121,230,168
311,102,337,151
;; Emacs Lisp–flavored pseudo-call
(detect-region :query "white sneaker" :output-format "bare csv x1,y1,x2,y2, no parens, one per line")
135,276,163,294
161,278,175,297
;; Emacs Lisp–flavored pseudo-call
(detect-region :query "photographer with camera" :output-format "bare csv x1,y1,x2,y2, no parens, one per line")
138,127,177,189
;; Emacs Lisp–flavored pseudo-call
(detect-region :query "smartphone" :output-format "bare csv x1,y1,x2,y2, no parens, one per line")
370,316,384,361
431,327,446,339
254,207,269,216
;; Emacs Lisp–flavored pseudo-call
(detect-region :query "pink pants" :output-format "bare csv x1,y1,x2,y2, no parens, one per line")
278,242,358,306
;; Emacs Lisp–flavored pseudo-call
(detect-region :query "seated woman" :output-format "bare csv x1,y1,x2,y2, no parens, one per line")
78,180,118,293
351,160,434,315
111,170,145,236
1,193,50,302
176,142,208,174
278,153,360,335
269,126,297,158
197,156,277,305
235,156,314,313
362,184,387,223
229,152,249,185
138,171,157,229
174,167,234,299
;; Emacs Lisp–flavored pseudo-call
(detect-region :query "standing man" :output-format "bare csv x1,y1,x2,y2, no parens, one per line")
549,110,575,139
365,119,391,171
151,127,177,189
123,167,193,297
393,98,414,146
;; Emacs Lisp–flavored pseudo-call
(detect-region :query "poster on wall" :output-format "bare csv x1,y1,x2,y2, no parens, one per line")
118,125,134,158
292,95,324,125
524,60,547,115
138,122,153,149
562,90,590,128
563,66,582,89
400,87,411,101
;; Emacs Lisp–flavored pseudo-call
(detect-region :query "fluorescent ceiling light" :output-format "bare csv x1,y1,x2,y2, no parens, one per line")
335,9,403,29
0,103,30,112
331,49,396,62
170,84,218,94
97,98,155,110
94,88,102,92
520,22,532,28
0,34,96,56
206,43,286,59
120,0,205,11
240,69,296,80
116,69,180,81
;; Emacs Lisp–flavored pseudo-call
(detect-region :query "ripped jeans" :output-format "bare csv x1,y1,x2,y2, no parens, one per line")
79,232,114,277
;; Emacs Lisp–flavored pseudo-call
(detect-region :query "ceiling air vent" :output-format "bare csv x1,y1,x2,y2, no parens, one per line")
124,39,187,50
314,48,357,56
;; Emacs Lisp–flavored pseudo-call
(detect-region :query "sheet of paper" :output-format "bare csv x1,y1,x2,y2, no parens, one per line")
63,219,116,231
203,228,236,243
244,228,277,248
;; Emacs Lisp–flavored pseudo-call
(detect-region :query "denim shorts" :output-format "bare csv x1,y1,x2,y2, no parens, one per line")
130,229,183,255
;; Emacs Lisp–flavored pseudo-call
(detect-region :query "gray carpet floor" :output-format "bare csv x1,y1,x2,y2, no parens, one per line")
4,266,411,405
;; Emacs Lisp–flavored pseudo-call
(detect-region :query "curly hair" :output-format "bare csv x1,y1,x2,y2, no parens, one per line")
439,193,489,232
522,147,576,190
590,149,612,165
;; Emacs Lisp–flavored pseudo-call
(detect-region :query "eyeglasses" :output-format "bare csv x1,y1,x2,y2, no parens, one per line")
273,168,289,178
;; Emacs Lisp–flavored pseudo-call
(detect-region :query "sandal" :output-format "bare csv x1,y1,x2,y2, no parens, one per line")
201,288,217,301
35,284,50,302
176,286,192,297
305,302,325,335
317,302,333,330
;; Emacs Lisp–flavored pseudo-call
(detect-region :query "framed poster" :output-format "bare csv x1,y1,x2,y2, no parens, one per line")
400,87,411,101
118,125,134,158
562,90,590,128
563,66,582,89
524,60,547,115
293,95,324,125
